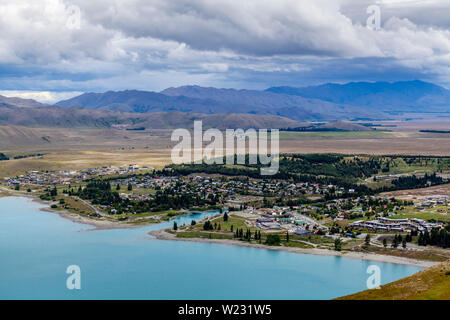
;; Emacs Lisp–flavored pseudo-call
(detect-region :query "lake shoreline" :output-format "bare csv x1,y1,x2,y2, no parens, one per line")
149,229,438,268
3,193,440,268
1,192,207,230
40,206,139,230
9,193,140,230
1,196,427,300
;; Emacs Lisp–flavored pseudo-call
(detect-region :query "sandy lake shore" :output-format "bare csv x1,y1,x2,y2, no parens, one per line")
149,229,439,268
39,206,138,230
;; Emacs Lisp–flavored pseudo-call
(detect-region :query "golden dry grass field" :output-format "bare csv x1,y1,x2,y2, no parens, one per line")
0,119,449,178
0,127,174,177
280,119,450,156
337,259,450,300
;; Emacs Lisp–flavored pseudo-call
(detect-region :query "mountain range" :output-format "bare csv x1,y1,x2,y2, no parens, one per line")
266,80,450,113
0,80,448,130
55,87,370,121
56,80,450,121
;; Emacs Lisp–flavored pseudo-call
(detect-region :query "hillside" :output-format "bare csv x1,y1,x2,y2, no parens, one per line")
0,95,47,108
267,80,450,113
0,105,305,130
337,260,450,300
0,126,46,143
0,104,133,128
132,111,307,129
55,90,237,114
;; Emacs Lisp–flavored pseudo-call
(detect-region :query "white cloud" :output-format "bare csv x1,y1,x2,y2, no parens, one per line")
0,90,83,103
200,63,229,72
0,0,449,90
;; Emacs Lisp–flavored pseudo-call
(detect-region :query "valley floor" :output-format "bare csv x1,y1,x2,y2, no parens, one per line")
1,119,450,179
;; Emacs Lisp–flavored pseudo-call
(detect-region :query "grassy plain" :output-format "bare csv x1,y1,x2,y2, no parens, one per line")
1,119,450,179
280,119,450,156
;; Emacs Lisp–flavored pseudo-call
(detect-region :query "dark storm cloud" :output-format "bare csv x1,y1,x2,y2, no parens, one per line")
0,0,449,101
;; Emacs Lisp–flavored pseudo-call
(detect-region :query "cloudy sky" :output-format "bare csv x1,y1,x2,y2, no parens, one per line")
0,0,449,102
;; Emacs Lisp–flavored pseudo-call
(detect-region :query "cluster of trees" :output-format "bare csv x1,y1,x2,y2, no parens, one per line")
329,225,341,235
203,220,224,231
168,154,386,185
39,186,58,200
12,153,45,160
379,230,450,249
283,154,382,181
0,152,45,161
381,234,413,249
203,220,214,230
49,186,58,197
233,228,261,242
65,180,215,215
168,162,261,179
73,181,121,206
391,234,407,249
167,155,448,201
281,127,349,132
418,229,449,248
391,173,443,190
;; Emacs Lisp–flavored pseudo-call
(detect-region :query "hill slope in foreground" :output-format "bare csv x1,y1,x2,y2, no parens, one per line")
338,260,450,300
0,104,305,130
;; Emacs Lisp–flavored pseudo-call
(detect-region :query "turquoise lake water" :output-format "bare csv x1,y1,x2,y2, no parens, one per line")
0,196,423,300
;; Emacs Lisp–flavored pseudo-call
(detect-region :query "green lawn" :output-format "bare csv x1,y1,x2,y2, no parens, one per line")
391,206,449,222
186,214,258,233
